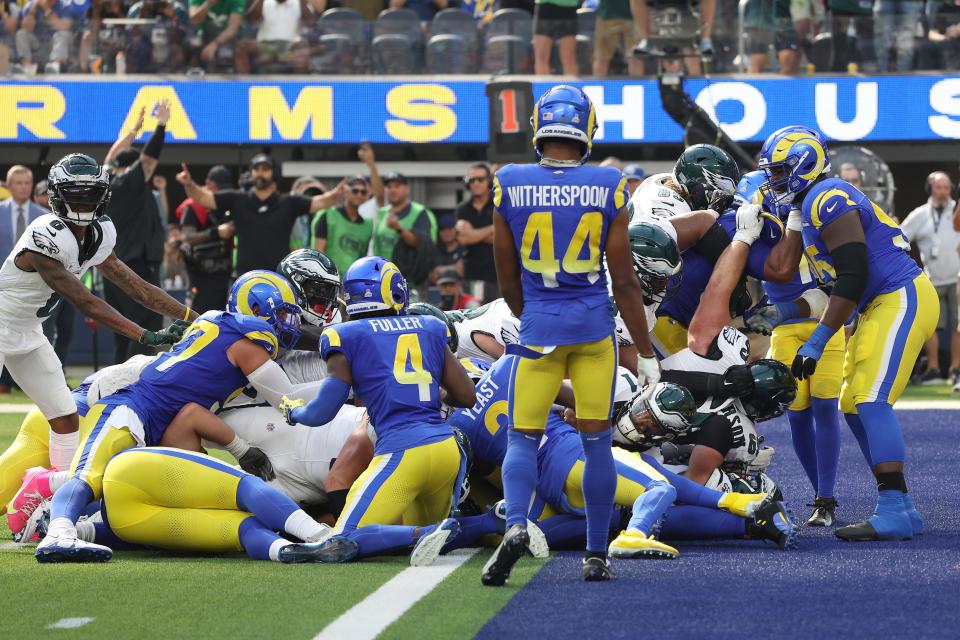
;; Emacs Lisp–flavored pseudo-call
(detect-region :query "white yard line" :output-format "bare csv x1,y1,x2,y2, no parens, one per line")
0,542,25,550
46,618,94,629
313,548,478,640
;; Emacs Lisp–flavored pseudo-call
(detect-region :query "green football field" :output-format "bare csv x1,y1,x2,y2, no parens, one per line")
0,413,546,639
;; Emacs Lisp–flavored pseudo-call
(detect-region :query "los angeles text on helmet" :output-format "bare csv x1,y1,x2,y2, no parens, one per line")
505,184,610,209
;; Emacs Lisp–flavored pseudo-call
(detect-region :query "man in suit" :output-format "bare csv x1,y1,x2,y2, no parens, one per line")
0,165,47,393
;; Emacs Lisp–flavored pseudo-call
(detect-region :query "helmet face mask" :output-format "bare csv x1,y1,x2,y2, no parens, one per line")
614,382,697,446
228,270,305,350
277,249,342,327
48,154,111,227
758,126,831,208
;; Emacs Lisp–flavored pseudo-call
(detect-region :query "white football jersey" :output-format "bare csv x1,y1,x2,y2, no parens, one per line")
454,298,520,363
0,214,116,331
629,173,691,225
661,326,758,463
219,403,366,505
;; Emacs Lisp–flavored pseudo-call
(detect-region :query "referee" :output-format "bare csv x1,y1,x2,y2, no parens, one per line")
176,155,344,274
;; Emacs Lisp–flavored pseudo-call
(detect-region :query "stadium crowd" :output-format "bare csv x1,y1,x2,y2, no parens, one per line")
1,0,960,75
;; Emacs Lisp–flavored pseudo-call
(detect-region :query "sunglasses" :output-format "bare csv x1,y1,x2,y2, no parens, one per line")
466,176,488,185
350,188,369,195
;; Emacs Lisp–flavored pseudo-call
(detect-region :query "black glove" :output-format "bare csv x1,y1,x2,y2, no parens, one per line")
721,364,755,398
792,353,819,381
238,447,275,482
139,319,191,346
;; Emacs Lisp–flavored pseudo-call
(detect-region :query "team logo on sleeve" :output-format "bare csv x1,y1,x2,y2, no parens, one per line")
31,231,60,255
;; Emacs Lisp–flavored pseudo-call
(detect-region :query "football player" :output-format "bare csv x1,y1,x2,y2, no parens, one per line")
35,271,314,562
488,85,654,583
0,154,195,482
446,298,521,363
740,170,843,527
278,256,477,564
759,127,936,541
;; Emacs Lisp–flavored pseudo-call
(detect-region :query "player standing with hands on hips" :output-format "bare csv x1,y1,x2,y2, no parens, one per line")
484,85,657,584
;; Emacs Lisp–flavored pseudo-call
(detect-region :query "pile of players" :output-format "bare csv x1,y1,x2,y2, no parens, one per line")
0,86,931,583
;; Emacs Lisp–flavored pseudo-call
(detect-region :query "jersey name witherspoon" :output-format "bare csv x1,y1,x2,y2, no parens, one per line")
502,184,611,209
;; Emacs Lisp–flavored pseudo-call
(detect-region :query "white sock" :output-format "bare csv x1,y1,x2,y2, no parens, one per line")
284,509,327,542
48,431,79,471
224,436,250,460
48,470,70,494
268,538,288,562
75,520,95,543
47,517,75,538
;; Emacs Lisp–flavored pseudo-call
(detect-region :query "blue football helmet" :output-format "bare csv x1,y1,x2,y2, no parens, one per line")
531,85,598,163
228,270,304,350
343,256,409,316
758,126,831,207
736,170,791,220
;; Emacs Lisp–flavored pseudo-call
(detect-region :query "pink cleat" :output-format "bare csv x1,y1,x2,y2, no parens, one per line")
6,467,54,537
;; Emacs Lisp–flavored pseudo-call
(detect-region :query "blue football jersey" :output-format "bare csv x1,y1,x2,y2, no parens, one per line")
762,255,821,325
107,311,279,445
718,212,783,281
493,163,628,345
801,178,920,311
535,413,585,514
449,355,514,470
321,314,451,454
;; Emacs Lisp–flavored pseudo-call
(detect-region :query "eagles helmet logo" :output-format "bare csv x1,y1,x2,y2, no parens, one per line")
702,168,738,198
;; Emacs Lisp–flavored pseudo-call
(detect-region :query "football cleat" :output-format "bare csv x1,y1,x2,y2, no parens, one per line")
7,467,54,535
718,491,769,518
836,513,912,542
608,530,679,559
582,554,616,581
481,524,529,587
13,498,49,543
410,518,461,567
750,496,798,550
35,529,112,563
806,496,837,527
491,500,549,559
278,536,359,564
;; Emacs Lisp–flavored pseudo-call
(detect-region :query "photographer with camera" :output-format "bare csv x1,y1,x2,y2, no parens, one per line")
177,165,235,313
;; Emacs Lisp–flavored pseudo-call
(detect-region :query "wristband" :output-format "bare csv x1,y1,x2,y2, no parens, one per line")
786,207,802,232
805,323,837,354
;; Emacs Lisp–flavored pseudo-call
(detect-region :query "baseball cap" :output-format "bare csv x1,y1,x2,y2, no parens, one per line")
383,171,408,185
438,213,456,229
34,179,48,197
206,165,234,189
436,266,460,285
624,164,646,181
249,153,274,169
346,174,369,186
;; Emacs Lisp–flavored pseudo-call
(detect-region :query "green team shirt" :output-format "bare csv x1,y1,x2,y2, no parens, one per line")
312,207,373,275
536,0,580,7
597,0,633,21
373,202,437,259
188,0,245,39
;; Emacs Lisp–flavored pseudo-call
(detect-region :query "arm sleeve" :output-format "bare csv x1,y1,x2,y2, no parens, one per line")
695,222,732,266
290,377,352,427
829,242,868,303
660,369,723,401
245,358,320,407
692,414,736,456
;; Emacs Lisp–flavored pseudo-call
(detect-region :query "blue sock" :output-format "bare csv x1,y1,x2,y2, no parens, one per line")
502,429,540,528
857,401,905,464
643,454,725,508
787,408,818,491
811,398,840,498
442,510,501,551
659,505,747,540
235,476,298,531
580,430,617,553
537,513,588,549
345,525,416,558
238,516,283,560
626,481,676,535
844,412,874,468
50,478,94,524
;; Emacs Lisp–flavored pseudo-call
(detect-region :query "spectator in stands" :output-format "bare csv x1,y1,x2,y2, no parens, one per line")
162,224,190,289
44,0,91,72
373,172,437,287
127,0,190,72
743,0,802,73
103,102,169,364
533,0,577,75
436,266,478,311
80,0,126,73
838,162,863,188
312,143,382,274
12,0,47,72
623,163,645,195
238,0,326,74
0,165,46,393
921,1,960,70
32,178,48,209
900,172,960,385
178,165,235,313
874,0,922,71
0,2,17,74
592,0,642,76
177,154,345,274
188,0,244,72
827,0,874,71
432,213,464,283
291,175,326,250
633,0,715,76
455,162,498,303
390,0,446,23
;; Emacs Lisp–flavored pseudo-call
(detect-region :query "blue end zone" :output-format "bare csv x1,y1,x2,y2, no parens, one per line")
478,410,960,639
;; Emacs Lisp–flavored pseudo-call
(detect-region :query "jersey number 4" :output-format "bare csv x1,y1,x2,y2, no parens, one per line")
393,334,433,401
521,211,603,288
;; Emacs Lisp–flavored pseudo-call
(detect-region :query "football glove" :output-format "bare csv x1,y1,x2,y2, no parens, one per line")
733,203,763,246
279,395,305,426
721,363,755,398
792,324,833,380
744,299,800,335
636,353,661,388
238,447,275,482
139,319,191,346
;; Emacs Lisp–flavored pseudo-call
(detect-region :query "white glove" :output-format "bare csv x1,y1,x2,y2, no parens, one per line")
636,353,661,388
786,206,803,232
733,203,762,246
